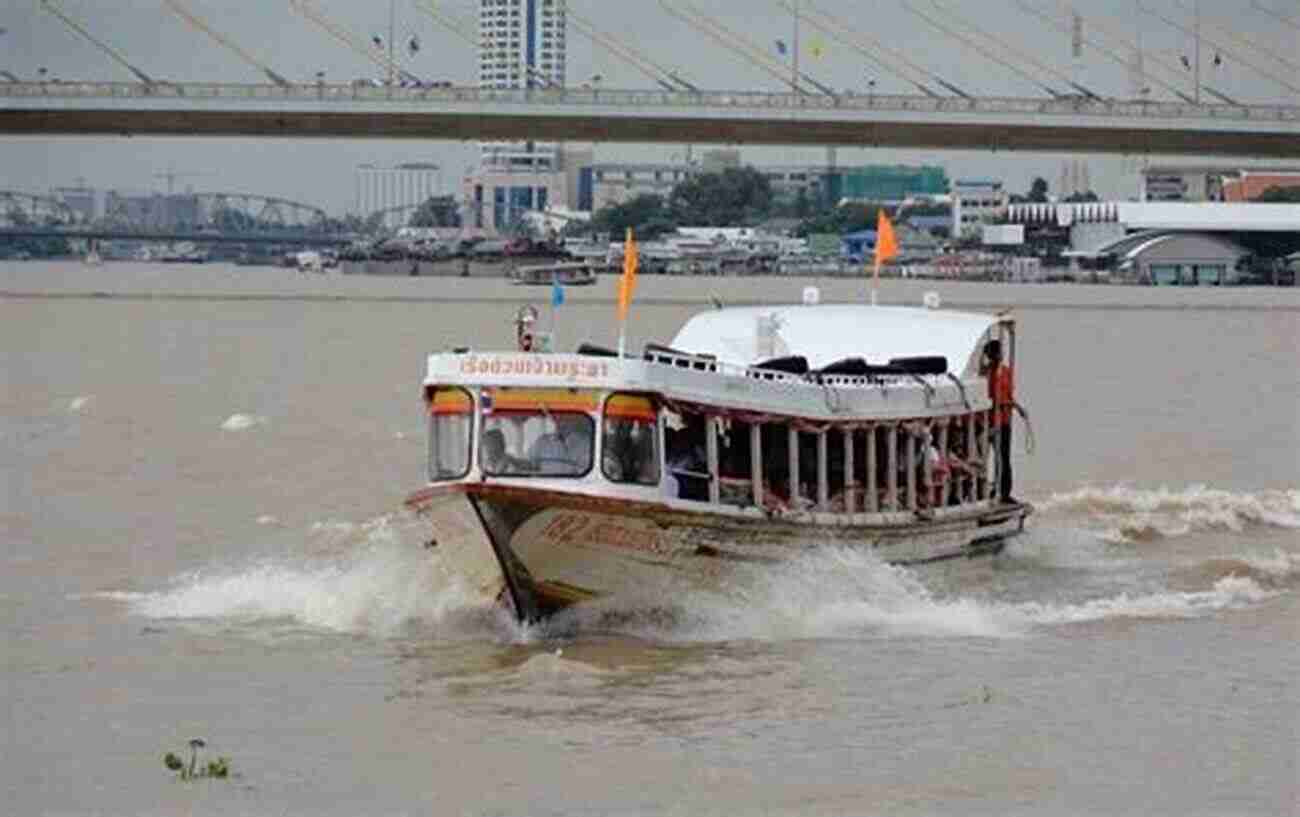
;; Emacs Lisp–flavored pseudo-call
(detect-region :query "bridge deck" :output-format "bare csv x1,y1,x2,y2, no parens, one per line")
3,83,1298,158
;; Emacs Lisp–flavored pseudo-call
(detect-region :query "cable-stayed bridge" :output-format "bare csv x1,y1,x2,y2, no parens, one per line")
3,81,1298,158
6,1,1300,158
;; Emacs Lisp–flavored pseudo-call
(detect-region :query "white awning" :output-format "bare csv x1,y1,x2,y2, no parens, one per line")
670,304,1000,376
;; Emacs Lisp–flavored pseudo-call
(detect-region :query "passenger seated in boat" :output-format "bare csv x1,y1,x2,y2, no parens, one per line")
481,428,510,474
665,418,709,500
526,414,592,476
602,421,657,485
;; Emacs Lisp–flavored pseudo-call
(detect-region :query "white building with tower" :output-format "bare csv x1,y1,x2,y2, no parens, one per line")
464,0,576,234
478,0,566,171
950,179,1009,238
354,163,444,226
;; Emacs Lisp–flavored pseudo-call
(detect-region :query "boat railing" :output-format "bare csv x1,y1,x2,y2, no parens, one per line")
643,346,720,373
643,345,948,393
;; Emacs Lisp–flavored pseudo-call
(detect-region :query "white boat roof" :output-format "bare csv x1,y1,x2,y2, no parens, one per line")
669,304,1000,374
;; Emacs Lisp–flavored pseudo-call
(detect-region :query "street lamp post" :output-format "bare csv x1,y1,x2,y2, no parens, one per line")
1193,0,1201,105
387,0,395,88
791,0,801,94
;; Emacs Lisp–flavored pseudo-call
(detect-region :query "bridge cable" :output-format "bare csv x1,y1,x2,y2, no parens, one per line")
162,0,290,87
567,6,700,92
412,1,476,47
660,0,837,97
774,0,961,98
1140,3,1300,97
1171,0,1299,75
1250,0,1300,33
289,0,424,85
1012,0,1213,105
1027,0,1210,104
38,0,156,86
920,0,1103,98
898,0,1063,98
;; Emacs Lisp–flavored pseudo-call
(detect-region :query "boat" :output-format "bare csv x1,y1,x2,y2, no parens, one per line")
160,242,208,264
404,293,1032,622
563,237,611,265
293,250,324,273
509,261,598,286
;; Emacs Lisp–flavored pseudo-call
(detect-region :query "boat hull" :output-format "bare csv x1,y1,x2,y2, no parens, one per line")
406,484,1029,621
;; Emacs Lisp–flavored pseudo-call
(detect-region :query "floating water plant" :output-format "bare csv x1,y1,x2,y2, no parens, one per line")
162,739,231,781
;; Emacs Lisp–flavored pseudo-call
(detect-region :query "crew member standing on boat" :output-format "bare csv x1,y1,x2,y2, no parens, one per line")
982,340,1015,503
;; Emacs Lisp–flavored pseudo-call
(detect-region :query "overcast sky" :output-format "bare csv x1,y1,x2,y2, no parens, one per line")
2,0,1297,214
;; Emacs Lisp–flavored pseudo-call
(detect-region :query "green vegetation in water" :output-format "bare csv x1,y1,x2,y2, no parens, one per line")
163,738,231,781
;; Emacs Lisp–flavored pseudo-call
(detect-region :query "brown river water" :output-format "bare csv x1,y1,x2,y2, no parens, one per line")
3,261,1298,816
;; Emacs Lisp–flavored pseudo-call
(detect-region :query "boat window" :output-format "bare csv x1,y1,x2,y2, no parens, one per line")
480,387,596,477
664,410,710,500
601,394,660,486
757,423,790,510
795,430,819,508
427,387,473,482
717,419,755,507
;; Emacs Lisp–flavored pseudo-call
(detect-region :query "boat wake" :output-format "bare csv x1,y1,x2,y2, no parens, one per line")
545,542,1290,643
1033,484,1300,543
113,483,1298,646
116,513,514,640
219,412,266,431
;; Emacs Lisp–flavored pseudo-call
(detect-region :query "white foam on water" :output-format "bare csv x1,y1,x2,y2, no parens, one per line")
106,485,1296,647
255,514,281,526
999,575,1278,626
1241,548,1300,579
577,546,1284,644
219,413,265,431
67,395,92,413
121,516,505,639
308,519,357,537
1035,484,1300,544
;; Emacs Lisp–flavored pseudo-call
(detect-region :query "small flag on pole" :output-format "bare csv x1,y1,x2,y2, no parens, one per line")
617,228,638,322
871,209,899,305
874,209,899,268
616,228,639,356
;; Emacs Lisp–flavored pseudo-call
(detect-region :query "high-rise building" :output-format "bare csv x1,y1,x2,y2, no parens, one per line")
478,0,566,172
464,1,573,234
478,0,565,91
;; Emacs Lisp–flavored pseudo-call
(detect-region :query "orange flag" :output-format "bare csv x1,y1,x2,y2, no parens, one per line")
617,227,639,322
874,209,899,268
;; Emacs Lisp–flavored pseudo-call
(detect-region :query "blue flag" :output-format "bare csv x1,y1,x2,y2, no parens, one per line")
551,278,565,307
